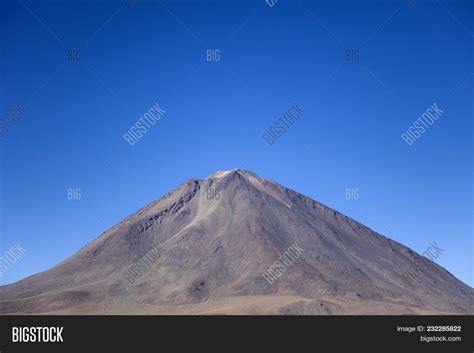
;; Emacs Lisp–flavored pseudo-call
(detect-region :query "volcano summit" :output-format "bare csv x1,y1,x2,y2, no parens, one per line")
0,169,471,315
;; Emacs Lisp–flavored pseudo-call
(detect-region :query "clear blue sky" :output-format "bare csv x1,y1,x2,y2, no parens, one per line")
1,0,472,286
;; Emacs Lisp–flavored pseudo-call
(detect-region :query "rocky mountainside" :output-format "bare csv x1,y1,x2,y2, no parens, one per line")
0,169,471,314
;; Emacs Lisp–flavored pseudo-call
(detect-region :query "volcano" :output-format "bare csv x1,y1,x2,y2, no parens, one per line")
0,169,471,314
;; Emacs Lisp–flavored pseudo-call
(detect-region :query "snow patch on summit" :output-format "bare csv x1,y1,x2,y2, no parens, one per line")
209,169,238,179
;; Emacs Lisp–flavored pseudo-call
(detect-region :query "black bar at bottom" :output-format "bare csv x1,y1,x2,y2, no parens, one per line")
0,315,472,352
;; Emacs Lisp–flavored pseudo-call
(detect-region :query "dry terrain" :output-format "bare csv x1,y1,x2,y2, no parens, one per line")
0,169,471,315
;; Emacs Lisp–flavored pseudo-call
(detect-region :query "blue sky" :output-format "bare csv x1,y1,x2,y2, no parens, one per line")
0,0,472,286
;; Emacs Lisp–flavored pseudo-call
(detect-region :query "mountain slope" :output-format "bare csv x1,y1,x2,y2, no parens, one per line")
0,169,471,314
